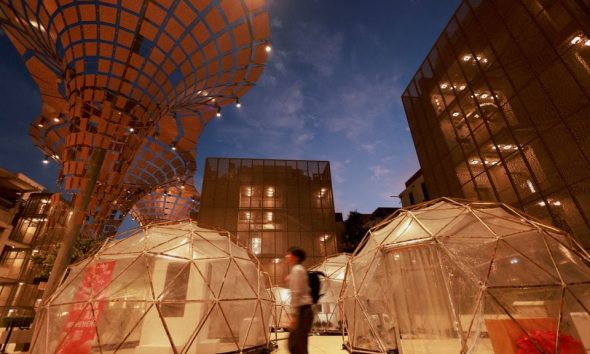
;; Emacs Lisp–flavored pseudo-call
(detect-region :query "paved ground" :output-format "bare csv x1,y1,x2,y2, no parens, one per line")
272,332,348,353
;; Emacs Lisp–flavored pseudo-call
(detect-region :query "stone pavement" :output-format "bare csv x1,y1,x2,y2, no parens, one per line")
271,332,349,353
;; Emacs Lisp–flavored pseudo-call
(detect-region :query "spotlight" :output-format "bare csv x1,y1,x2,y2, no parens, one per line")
43,156,49,164
216,107,221,118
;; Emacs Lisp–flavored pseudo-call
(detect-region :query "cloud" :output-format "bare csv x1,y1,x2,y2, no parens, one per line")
321,73,402,140
369,165,391,180
359,143,375,153
211,80,316,157
330,160,346,184
271,18,283,29
291,23,343,77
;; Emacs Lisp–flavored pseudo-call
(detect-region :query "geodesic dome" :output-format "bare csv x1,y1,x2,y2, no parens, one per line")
269,286,292,330
32,221,273,354
310,253,350,333
341,198,590,354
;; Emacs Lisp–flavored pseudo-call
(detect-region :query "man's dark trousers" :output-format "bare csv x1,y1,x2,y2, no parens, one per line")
288,304,313,354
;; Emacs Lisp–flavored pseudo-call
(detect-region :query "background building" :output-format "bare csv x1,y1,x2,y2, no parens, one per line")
0,169,44,293
0,169,71,351
198,158,338,286
402,0,590,247
398,169,430,207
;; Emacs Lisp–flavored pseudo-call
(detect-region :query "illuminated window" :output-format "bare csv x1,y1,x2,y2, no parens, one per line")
251,237,261,255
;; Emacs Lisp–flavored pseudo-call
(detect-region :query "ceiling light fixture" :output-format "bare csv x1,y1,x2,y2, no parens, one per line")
571,36,582,45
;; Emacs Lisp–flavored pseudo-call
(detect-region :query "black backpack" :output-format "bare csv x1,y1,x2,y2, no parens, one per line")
308,271,325,304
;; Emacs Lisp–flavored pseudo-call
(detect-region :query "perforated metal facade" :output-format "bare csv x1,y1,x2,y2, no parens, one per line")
198,158,338,286
402,0,590,247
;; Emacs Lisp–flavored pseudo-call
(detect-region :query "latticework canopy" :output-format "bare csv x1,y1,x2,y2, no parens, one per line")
0,0,271,237
31,220,274,353
310,253,349,334
341,197,590,354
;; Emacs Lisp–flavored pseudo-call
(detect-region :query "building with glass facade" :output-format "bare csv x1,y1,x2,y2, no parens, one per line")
198,158,338,286
0,169,70,350
402,0,590,247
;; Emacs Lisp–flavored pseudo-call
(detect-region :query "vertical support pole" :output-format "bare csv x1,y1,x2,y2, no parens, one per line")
28,148,106,351
42,148,106,300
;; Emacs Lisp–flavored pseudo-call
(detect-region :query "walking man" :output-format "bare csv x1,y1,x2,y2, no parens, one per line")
285,247,313,354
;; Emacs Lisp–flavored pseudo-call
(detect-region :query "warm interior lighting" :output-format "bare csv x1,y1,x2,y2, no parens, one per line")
266,187,274,197
251,238,261,255
245,187,253,197
440,83,448,89
266,212,273,222
171,143,177,151
526,180,536,193
37,122,44,128
459,85,466,90
452,112,460,117
462,55,471,62
469,159,479,165
571,36,582,45
585,40,590,47
480,93,489,99
265,45,272,53
53,117,60,122
553,200,562,206
273,258,280,264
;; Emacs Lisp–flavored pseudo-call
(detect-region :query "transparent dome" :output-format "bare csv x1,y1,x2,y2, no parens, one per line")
310,253,349,333
269,286,292,330
32,221,273,354
342,198,590,354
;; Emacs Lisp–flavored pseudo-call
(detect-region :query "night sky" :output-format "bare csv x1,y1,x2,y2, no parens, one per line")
0,0,461,229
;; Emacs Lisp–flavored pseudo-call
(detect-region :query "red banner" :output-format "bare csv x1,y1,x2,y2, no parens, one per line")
57,261,116,354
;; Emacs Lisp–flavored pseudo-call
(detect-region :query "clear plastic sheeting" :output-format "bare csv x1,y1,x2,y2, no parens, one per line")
310,253,350,334
269,286,292,330
31,221,273,354
341,197,590,354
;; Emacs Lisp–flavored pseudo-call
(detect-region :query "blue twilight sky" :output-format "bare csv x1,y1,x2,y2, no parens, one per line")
0,0,461,227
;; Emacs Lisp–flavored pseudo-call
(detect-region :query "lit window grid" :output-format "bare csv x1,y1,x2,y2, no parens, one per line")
402,0,590,247
0,194,71,320
199,158,337,285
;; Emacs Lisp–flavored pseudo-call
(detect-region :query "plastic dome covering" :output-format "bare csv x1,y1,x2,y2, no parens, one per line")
31,221,273,354
269,286,292,330
309,253,350,333
341,197,590,354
